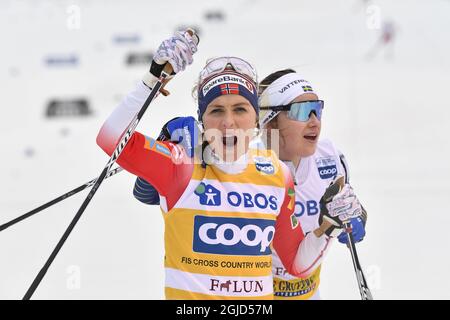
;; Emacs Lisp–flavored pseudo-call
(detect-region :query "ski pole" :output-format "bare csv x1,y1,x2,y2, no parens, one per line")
0,167,123,232
338,172,373,300
344,221,373,300
22,58,179,300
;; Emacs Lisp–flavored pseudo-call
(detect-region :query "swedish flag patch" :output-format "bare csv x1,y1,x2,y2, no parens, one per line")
302,85,313,92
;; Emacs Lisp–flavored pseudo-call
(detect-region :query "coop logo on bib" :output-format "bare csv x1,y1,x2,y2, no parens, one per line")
193,216,275,255
316,157,337,179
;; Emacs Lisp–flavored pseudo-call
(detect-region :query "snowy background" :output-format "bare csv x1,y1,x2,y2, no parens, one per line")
1,0,449,300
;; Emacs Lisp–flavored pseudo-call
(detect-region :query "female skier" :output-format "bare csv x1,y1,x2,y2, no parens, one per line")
133,69,367,300
100,30,361,299
258,69,367,300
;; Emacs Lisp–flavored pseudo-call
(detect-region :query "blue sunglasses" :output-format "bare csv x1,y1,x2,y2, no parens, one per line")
261,100,324,122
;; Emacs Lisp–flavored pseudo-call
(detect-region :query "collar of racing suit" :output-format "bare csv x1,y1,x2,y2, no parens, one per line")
203,146,249,175
286,156,312,187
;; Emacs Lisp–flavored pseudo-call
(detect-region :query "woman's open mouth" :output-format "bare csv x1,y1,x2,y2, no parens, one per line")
222,135,238,147
303,133,318,142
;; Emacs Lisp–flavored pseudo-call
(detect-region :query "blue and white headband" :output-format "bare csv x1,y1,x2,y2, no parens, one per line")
197,71,259,120
259,72,316,127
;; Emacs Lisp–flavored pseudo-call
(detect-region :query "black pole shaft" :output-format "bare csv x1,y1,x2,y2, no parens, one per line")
344,222,373,300
0,167,122,232
22,74,166,300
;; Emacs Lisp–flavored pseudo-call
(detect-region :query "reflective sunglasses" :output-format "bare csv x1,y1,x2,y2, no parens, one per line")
260,100,324,122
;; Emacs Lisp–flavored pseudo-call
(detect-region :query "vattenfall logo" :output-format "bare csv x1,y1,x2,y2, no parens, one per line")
278,79,308,94
193,216,275,255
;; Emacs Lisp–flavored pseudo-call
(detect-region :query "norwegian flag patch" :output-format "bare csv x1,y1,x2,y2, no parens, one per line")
220,83,239,95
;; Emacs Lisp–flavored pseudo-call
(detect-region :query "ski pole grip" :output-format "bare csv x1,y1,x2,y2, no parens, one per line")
161,28,199,76
162,62,173,75
159,28,199,96
186,28,200,46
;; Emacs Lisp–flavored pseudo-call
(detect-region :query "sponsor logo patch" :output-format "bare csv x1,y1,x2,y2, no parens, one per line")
253,156,275,175
294,200,320,217
202,74,255,96
278,79,308,94
316,157,337,179
193,216,275,255
195,183,221,206
194,182,279,211
155,143,171,157
143,137,172,158
210,278,265,294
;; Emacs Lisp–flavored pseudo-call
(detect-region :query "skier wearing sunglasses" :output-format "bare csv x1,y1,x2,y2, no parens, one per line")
134,67,367,300
258,69,368,300
97,31,359,300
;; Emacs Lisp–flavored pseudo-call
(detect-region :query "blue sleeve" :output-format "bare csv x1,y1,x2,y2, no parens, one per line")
133,177,160,205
